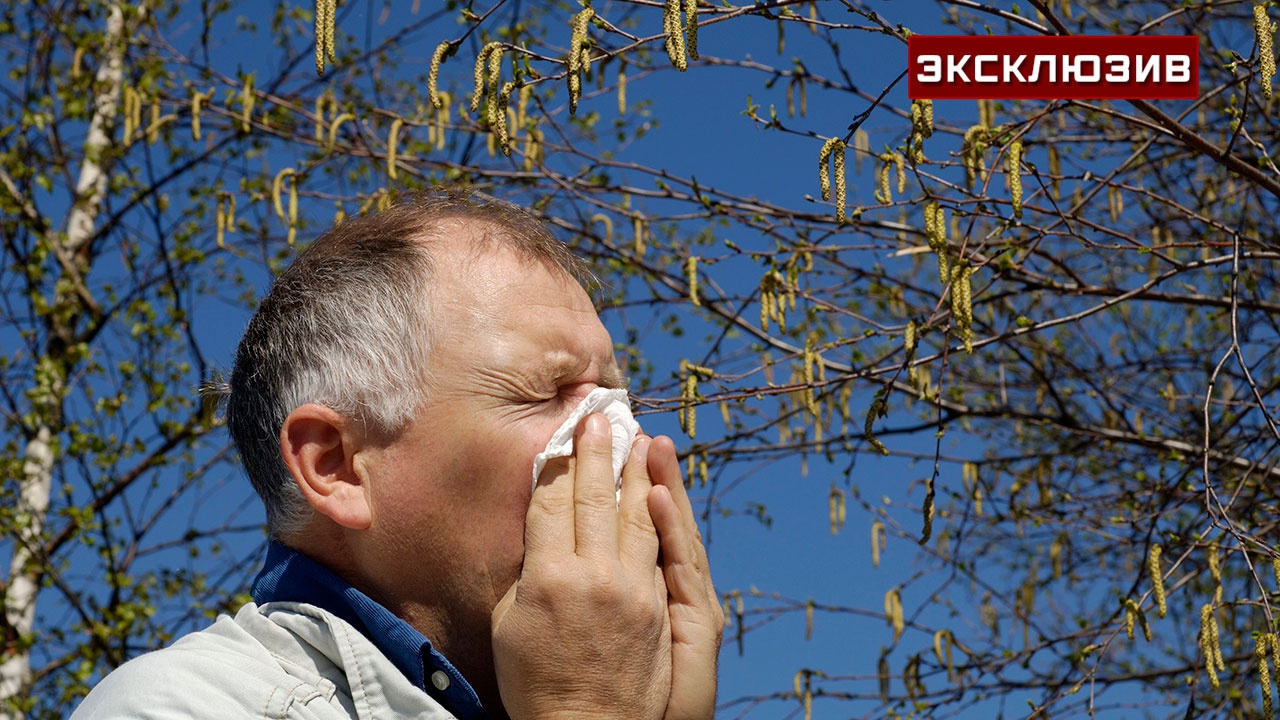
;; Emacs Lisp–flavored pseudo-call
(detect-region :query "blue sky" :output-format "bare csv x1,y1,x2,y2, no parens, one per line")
16,1,1176,717
176,3,1000,717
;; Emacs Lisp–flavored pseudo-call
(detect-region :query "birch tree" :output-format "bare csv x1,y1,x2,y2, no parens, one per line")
4,2,1280,719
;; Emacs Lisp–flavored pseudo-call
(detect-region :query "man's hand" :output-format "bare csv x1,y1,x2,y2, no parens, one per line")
492,414,671,720
646,435,724,720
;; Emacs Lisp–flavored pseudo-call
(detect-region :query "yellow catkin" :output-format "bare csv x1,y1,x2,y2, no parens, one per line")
793,669,813,720
905,321,920,386
871,519,886,567
978,98,995,128
817,137,846,221
271,168,295,222
684,0,699,60
910,99,928,138
679,362,714,438
951,260,974,353
1200,604,1225,688
904,655,923,700
315,0,332,76
664,0,687,71
324,0,335,64
1123,598,1151,641
885,588,904,643
471,42,502,113
122,86,139,142
493,81,515,156
805,600,814,639
828,487,845,534
1047,144,1062,198
878,652,891,702
485,49,503,133
1258,633,1275,720
924,201,950,284
1209,546,1223,604
865,392,890,456
1148,544,1166,618
853,129,870,173
216,193,236,248
962,125,987,188
800,347,815,416
1108,185,1122,223
1007,141,1023,219
568,7,595,115
1257,4,1275,99
679,362,697,438
146,103,160,144
387,118,403,180
633,215,646,255
287,173,298,246
686,255,700,306
190,88,210,141
685,372,696,437
514,84,530,132
240,75,255,133
1273,557,1280,591
314,93,331,142
935,629,956,682
617,61,627,114
436,92,451,151
591,213,612,242
875,153,892,204
832,141,847,222
428,41,449,109
894,151,906,194
328,112,354,152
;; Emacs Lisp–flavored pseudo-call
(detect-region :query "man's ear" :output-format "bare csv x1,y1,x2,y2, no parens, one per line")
280,403,374,530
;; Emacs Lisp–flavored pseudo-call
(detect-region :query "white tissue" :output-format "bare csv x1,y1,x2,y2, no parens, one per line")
531,387,640,492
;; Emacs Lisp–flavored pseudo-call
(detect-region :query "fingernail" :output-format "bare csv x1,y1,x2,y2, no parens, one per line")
584,413,609,437
631,435,651,461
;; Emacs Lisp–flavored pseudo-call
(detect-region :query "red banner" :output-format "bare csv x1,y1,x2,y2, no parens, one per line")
908,35,1199,100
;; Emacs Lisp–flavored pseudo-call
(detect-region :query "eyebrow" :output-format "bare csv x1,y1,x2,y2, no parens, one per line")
598,362,629,391
537,351,628,391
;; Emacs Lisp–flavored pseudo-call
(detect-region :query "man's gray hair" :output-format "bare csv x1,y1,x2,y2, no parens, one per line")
226,189,592,538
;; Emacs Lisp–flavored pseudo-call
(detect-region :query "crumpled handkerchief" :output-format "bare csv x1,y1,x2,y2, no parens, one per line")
531,387,640,492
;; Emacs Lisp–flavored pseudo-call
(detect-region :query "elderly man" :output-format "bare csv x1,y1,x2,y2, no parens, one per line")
72,190,723,719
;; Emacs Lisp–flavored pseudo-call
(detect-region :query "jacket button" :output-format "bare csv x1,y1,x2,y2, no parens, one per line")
430,670,451,691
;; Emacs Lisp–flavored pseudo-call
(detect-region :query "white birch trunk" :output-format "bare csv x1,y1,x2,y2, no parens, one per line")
0,5,127,718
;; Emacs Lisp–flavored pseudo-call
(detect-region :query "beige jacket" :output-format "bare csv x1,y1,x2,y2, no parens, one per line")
71,601,458,719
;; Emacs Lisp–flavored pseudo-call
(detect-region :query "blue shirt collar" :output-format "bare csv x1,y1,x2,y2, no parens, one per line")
251,541,489,720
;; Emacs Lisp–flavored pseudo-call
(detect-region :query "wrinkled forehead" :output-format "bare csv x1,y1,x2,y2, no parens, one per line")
427,230,599,330
427,216,590,283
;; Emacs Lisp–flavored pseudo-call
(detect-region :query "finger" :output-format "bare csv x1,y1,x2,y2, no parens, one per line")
524,454,576,562
648,436,717,605
649,483,723,720
648,485,703,605
647,435,698,540
617,435,659,567
573,412,619,558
